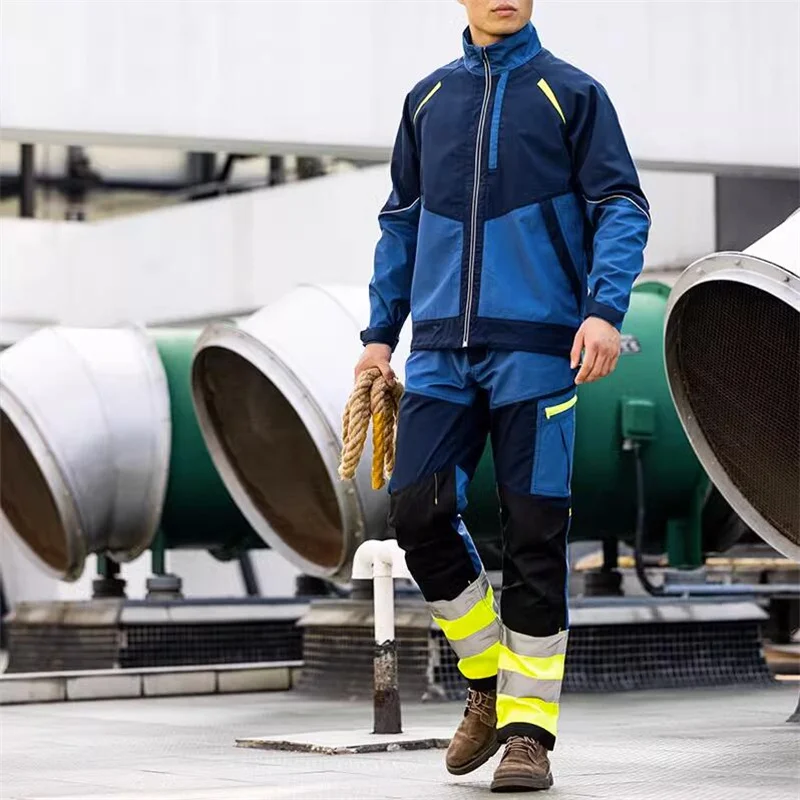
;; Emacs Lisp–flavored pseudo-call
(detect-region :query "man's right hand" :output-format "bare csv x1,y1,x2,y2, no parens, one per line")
354,343,395,385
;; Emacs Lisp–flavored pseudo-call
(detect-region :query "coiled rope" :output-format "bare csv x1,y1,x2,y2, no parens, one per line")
339,367,404,490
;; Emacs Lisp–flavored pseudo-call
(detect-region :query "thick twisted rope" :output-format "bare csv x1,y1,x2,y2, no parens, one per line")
339,367,404,490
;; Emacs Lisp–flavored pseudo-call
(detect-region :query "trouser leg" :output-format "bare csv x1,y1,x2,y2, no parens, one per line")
389,390,500,687
490,386,576,750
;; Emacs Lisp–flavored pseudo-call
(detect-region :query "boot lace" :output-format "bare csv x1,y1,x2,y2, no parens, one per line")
504,735,546,764
465,688,495,725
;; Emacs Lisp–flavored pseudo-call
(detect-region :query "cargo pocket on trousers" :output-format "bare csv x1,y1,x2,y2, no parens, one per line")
531,393,577,498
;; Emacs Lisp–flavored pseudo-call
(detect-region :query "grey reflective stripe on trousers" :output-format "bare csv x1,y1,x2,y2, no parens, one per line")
498,627,569,704
450,618,502,659
502,627,568,658
428,571,494,621
498,671,563,704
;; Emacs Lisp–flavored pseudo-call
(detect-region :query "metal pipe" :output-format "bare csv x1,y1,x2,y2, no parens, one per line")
351,539,411,735
268,155,286,186
238,552,261,597
19,144,35,217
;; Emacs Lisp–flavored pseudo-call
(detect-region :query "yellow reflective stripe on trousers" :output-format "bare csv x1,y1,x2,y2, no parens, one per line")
432,585,497,641
429,572,500,681
458,640,501,680
497,644,565,682
496,628,567,728
497,694,560,737
544,394,577,419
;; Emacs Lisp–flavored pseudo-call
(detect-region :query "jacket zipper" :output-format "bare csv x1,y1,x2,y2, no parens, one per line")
463,48,492,347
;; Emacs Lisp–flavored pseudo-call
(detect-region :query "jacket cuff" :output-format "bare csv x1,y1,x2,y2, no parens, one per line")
360,326,399,350
585,299,625,331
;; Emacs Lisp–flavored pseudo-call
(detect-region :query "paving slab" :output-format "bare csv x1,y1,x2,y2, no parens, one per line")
1,685,798,799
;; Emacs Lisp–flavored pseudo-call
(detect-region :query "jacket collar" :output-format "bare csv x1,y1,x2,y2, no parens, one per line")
462,21,542,75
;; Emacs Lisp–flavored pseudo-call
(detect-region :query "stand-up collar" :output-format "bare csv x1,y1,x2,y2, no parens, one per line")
462,21,542,75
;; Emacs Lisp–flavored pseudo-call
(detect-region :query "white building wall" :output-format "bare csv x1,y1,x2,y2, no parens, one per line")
2,0,798,170
0,167,714,329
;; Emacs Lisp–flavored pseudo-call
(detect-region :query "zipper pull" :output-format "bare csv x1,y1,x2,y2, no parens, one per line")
434,473,439,505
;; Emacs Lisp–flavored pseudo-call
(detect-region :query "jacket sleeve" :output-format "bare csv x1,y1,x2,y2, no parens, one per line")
360,95,421,350
568,82,650,329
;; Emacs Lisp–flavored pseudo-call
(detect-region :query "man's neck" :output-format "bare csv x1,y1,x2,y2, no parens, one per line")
468,25,505,48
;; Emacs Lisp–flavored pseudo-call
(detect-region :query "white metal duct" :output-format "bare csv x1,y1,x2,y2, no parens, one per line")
0,327,171,579
190,285,412,582
664,211,800,561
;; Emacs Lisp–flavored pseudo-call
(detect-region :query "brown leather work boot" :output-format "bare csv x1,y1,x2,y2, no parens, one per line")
445,688,500,775
490,736,553,792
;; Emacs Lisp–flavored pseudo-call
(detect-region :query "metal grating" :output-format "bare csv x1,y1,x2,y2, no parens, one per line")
432,621,774,700
296,625,430,700
298,618,773,701
673,281,799,546
7,616,303,672
6,625,119,673
119,621,302,668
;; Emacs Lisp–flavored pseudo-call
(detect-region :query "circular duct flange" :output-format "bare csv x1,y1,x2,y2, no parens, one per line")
190,287,393,582
665,245,800,562
0,327,172,579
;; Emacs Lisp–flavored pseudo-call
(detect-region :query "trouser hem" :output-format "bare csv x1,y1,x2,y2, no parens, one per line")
468,675,498,692
497,722,556,751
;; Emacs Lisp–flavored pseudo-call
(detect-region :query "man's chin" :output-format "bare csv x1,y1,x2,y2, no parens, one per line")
485,20,527,37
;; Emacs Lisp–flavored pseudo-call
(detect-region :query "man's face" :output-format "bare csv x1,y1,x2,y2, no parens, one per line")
459,0,533,37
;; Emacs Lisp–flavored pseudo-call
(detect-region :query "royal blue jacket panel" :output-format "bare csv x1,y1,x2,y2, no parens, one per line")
362,23,650,355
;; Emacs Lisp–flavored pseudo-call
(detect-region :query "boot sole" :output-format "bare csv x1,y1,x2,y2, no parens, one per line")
490,772,553,792
446,738,501,776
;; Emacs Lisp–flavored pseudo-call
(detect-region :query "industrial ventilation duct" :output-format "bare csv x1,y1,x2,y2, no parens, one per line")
0,327,171,579
665,210,800,562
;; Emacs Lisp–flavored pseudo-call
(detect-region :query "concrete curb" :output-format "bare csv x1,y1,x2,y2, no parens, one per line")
0,660,302,705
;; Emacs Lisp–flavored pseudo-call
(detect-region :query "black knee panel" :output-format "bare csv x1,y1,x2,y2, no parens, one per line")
498,486,569,636
389,470,478,602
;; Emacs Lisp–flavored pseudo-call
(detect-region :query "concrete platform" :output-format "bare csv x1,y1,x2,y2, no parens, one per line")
1,685,798,799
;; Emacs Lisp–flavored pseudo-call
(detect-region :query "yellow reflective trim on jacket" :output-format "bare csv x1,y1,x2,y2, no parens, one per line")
536,78,566,124
498,644,566,682
544,394,577,419
432,586,497,641
497,693,560,736
413,81,443,123
459,641,502,680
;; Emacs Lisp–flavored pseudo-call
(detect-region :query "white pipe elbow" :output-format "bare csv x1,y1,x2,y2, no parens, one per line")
351,539,411,581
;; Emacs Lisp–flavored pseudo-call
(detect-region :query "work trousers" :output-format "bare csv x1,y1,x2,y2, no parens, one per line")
389,348,576,750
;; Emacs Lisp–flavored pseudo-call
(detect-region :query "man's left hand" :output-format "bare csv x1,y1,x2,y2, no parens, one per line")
571,317,621,385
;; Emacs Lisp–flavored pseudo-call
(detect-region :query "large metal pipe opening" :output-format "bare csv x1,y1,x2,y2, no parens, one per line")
191,286,391,581
665,211,800,561
1,409,71,575
192,347,342,568
0,327,171,579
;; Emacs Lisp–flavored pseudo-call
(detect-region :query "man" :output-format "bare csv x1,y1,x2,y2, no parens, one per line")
355,0,649,792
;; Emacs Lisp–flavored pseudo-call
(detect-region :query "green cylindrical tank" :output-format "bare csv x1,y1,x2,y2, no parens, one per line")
465,283,707,561
153,330,264,558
